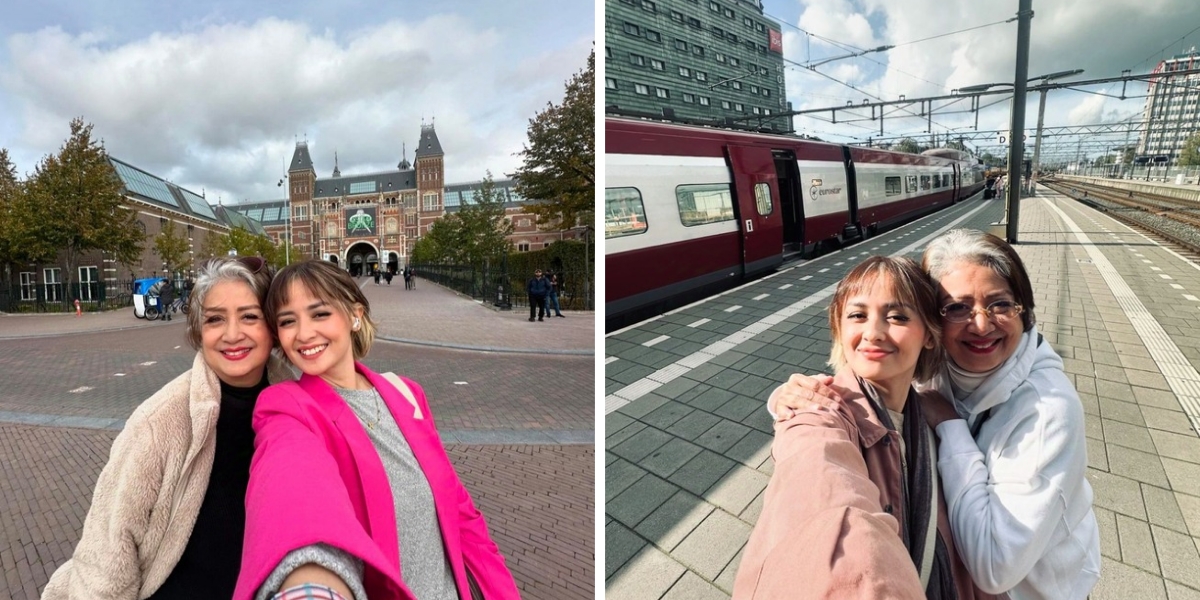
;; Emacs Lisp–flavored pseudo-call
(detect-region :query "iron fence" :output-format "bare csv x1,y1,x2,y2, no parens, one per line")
0,279,135,313
410,263,594,311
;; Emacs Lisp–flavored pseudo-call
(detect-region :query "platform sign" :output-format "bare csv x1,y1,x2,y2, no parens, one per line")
997,131,1029,146
1154,155,1170,163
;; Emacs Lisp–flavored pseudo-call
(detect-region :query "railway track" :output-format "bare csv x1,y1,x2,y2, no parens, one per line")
1042,178,1200,260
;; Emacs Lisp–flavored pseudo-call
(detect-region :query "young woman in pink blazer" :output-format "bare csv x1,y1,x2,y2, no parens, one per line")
234,259,519,600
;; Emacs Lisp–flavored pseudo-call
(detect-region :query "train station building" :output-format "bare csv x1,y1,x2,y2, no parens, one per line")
604,0,792,132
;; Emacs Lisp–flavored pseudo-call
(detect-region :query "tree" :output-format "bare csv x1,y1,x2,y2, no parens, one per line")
893,138,921,154
0,148,32,284
24,118,143,299
1178,133,1200,166
200,226,272,262
153,219,191,276
411,171,514,265
511,49,594,231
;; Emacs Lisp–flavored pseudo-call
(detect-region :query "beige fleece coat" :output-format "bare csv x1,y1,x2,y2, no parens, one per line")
42,352,294,600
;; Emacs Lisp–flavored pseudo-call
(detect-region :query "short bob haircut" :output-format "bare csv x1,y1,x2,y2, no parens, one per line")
922,229,1037,331
827,256,943,383
185,256,276,350
265,259,376,360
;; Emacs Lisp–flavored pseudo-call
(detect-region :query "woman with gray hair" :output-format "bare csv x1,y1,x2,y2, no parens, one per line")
770,229,1100,600
42,256,294,600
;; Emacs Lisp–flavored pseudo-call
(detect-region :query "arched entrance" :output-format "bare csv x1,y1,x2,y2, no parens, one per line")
346,242,380,277
387,252,400,275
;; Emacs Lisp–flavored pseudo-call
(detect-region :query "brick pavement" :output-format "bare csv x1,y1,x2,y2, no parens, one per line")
0,423,595,600
0,276,597,355
605,193,1200,598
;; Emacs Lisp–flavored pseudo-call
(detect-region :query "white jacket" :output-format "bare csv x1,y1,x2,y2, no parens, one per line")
42,353,293,600
930,327,1101,599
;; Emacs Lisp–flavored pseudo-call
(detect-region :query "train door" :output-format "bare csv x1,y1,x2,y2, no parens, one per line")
953,164,961,202
841,146,861,238
727,145,783,276
773,150,804,254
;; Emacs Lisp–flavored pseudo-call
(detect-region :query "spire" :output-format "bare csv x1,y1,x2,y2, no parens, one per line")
289,140,314,172
332,150,341,178
415,124,443,159
398,142,411,170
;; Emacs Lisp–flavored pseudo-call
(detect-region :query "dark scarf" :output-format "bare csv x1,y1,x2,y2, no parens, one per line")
858,378,959,600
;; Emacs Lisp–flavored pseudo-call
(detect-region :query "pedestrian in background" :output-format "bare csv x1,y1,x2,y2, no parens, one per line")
526,269,550,322
235,259,519,600
546,272,565,318
42,257,291,600
160,278,176,321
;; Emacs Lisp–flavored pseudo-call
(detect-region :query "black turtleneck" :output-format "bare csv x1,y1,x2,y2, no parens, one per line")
148,373,269,600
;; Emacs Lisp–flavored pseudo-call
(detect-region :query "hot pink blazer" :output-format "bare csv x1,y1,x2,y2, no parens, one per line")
234,362,520,600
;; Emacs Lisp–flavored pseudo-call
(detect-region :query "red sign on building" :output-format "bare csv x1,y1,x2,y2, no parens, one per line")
768,29,783,53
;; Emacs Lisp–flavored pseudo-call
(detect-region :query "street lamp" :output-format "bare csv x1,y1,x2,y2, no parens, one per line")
1030,69,1085,195
277,175,290,265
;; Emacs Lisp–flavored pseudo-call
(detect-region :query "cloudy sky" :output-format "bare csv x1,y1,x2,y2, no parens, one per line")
0,0,594,205
763,0,1200,163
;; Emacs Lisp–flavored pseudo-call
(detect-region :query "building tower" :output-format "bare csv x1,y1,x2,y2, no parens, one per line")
288,141,317,259
413,123,445,254
1137,49,1200,162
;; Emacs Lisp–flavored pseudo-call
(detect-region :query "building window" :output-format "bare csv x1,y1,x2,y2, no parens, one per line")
646,30,661,42
294,205,307,219
650,58,664,70
756,22,766,32
692,45,705,57
79,266,98,302
641,0,656,11
423,192,439,210
682,93,695,103
606,78,617,90
729,56,739,66
752,107,761,114
687,16,701,29
679,66,691,77
696,71,707,82
713,26,724,38
656,87,670,98
670,10,684,22
518,242,531,252
623,22,640,36
744,16,753,28
19,272,34,301
728,33,739,43
731,81,741,90
763,88,771,97
630,53,645,66
715,52,726,63
734,103,743,111
721,100,731,109
709,1,719,11
724,7,734,18
674,39,688,51
750,84,759,93
43,268,61,302
699,96,711,106
634,83,650,95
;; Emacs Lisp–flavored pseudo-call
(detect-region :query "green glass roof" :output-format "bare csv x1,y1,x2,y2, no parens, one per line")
262,207,280,222
178,188,217,220
349,181,377,194
112,160,180,208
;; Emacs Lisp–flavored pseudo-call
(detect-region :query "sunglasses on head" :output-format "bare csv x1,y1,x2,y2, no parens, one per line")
199,255,267,274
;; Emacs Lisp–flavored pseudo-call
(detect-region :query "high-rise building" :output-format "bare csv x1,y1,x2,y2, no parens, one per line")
1137,49,1200,161
605,0,791,132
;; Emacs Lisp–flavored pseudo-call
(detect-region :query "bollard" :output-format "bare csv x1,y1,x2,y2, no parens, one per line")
74,299,81,317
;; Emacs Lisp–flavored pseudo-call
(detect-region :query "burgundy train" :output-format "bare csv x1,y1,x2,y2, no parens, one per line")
605,116,986,331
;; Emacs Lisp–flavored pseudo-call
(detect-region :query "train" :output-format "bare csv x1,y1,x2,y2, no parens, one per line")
605,116,987,331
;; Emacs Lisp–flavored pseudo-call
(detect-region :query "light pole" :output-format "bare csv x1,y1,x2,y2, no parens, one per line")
277,175,290,265
1030,69,1084,195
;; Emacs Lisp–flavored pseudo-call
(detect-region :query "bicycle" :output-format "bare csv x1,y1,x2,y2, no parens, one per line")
145,295,187,321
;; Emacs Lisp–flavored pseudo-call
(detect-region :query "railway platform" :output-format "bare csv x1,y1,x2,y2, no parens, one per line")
605,189,1200,599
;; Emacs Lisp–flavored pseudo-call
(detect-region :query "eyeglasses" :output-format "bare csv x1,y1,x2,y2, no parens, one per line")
940,300,1023,323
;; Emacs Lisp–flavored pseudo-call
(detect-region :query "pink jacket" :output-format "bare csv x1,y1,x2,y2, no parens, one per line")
233,363,520,600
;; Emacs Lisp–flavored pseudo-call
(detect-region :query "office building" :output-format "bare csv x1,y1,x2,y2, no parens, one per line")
1137,49,1200,161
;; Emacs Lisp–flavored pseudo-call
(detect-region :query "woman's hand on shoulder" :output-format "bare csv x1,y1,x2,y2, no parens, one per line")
769,373,842,422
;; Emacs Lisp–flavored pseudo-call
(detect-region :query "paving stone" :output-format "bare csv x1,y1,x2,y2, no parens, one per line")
1103,418,1158,453
669,449,737,496
705,465,769,517
1099,398,1146,427
618,393,672,420
611,425,674,464
635,490,716,552
724,429,772,470
1134,387,1188,411
1090,469,1148,520
1116,513,1161,575
1125,368,1172,391
1143,484,1191,536
1090,440,1110,472
609,473,683,529
608,456,649,502
1163,458,1200,498
1096,506,1121,559
1176,492,1200,537
1166,581,1200,600
641,400,696,431
1080,393,1101,418
695,419,752,455
606,545,685,600
641,436,705,480
608,420,646,448
662,571,730,600
1151,429,1200,464
656,376,703,401
714,546,744,594
713,395,761,422
1109,446,1170,487
687,387,738,413
666,410,723,440
1142,406,1196,436
672,509,752,581
1152,524,1200,590
605,520,648,579
607,412,636,440
1087,417,1105,443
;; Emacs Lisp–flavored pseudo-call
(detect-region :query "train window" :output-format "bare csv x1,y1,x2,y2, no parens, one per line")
676,184,735,227
906,175,917,192
932,174,941,189
754,182,773,216
920,175,931,190
885,177,901,196
605,188,649,239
